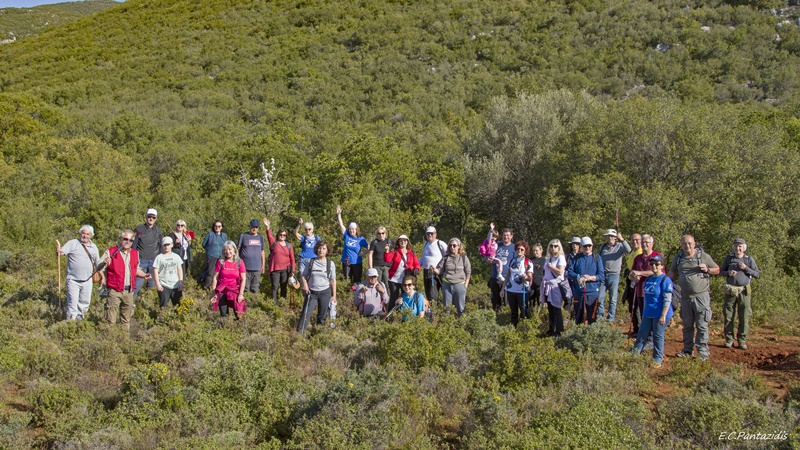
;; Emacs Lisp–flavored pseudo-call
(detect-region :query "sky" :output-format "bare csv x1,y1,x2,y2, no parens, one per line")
1,0,123,8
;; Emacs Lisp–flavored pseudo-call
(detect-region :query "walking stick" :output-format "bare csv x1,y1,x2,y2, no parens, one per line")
612,182,620,231
56,240,63,313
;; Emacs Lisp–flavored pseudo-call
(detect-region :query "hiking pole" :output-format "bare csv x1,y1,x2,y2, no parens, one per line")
384,302,401,321
612,182,620,231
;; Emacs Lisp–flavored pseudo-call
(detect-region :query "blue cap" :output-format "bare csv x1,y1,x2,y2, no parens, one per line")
249,219,260,228
649,254,664,264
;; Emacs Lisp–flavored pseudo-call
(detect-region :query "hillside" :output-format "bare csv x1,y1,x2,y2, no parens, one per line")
0,0,118,42
0,0,799,447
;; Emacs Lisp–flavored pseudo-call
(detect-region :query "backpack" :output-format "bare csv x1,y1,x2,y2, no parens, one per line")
303,258,333,281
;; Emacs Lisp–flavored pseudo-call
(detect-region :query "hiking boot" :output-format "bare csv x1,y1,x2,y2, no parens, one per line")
738,342,747,350
675,351,692,358
724,341,733,348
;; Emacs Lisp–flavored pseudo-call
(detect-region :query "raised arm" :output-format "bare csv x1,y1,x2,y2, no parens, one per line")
294,218,304,241
336,205,346,234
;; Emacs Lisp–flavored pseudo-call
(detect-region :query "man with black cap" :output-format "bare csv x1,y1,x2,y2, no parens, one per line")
133,208,163,296
720,238,760,350
238,219,266,293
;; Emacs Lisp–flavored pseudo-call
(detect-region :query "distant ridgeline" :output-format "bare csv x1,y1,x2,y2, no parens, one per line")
0,0,799,314
0,0,118,41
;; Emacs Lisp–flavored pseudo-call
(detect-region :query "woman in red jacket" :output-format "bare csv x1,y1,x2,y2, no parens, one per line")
384,234,420,307
264,220,296,302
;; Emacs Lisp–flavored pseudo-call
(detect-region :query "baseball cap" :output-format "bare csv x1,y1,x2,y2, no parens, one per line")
649,254,664,264
603,229,617,237
249,219,260,228
426,226,436,233
570,236,581,244
580,237,593,246
733,238,746,245
161,236,173,246
146,208,158,217
366,268,379,277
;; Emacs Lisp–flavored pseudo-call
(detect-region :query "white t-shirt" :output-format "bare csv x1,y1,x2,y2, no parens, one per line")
505,256,533,293
420,240,446,269
543,255,567,282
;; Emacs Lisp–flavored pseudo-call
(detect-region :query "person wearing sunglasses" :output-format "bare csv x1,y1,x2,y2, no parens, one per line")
431,238,471,316
500,241,534,327
384,235,420,308
201,220,227,289
168,219,193,278
630,254,673,368
264,219,296,302
98,230,151,329
397,275,426,319
336,205,369,287
541,239,567,336
567,237,605,325
294,217,322,277
367,226,393,286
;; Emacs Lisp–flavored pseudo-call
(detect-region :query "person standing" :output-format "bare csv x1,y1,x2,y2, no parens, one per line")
630,254,674,368
384,235,420,307
133,208,163,296
432,238,471,316
567,237,605,325
336,205,369,286
209,241,247,319
153,236,184,308
488,225,515,312
597,229,631,322
238,219,266,293
294,218,321,278
264,220,296,301
168,219,193,278
628,234,661,339
540,240,567,336
99,230,150,329
669,235,720,360
501,241,534,327
56,225,101,320
201,221,227,289
720,238,760,350
420,226,448,305
368,226,393,286
623,233,643,318
298,241,337,332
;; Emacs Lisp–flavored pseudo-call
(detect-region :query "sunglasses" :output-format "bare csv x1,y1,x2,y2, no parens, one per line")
377,232,386,235
121,238,134,242
516,248,526,251
450,244,459,248
147,215,157,219
177,224,185,228
403,283,414,287
214,225,222,228
163,243,173,246
305,228,313,231
278,234,287,237
583,244,593,247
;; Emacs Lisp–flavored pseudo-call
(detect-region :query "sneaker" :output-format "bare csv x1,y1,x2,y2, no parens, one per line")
698,354,709,361
675,351,692,358
738,342,747,350
724,341,733,348
652,362,662,369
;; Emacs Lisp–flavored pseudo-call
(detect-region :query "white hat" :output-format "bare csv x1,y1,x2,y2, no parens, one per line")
425,226,436,233
146,208,158,217
161,236,173,246
348,222,358,229
570,236,581,244
366,268,379,277
398,234,409,240
603,229,617,237
580,236,593,246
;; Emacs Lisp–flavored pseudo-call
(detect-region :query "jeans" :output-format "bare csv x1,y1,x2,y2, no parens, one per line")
298,258,313,279
134,259,155,296
297,289,332,333
633,316,669,364
598,272,620,321
442,282,466,316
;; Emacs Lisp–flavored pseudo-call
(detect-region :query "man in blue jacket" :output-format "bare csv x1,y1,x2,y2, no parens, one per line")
568,236,605,325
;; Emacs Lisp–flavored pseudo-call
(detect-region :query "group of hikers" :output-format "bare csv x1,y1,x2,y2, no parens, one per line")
57,208,760,366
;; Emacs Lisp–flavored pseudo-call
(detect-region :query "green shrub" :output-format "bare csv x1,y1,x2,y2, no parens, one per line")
120,362,185,415
375,313,470,372
28,380,101,447
665,356,714,388
554,320,627,355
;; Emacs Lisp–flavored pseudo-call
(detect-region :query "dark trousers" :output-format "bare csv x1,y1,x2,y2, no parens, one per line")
388,281,402,310
297,289,332,333
489,277,503,311
424,269,440,302
506,291,526,327
575,293,599,325
343,262,363,285
270,269,289,301
158,287,183,308
546,300,564,335
632,296,644,334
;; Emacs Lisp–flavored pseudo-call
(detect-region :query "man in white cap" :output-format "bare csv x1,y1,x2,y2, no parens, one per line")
566,236,605,325
597,229,631,322
133,208,163,296
354,267,389,318
421,226,448,304
56,225,101,320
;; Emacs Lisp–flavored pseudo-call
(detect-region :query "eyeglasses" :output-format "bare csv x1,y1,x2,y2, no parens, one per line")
278,234,287,238
403,283,414,287
516,248,525,252
121,238,133,242
214,225,222,228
